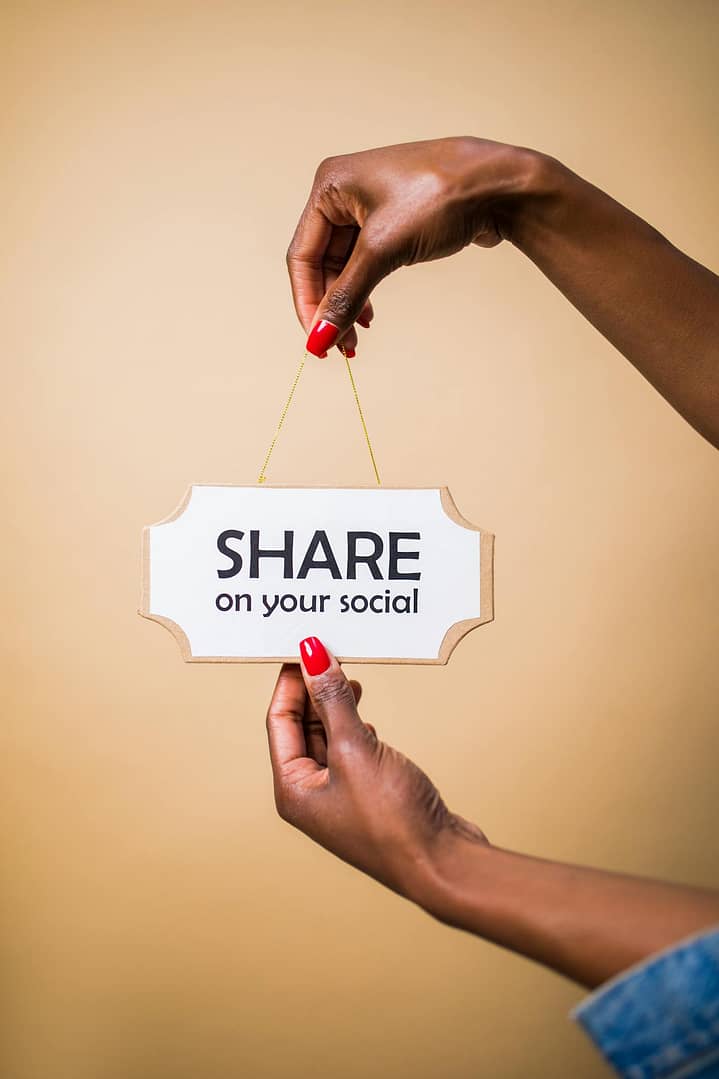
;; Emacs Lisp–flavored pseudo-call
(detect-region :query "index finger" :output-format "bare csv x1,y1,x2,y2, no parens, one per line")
266,663,311,773
286,202,332,333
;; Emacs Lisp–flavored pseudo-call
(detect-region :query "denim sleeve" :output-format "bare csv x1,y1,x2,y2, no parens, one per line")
572,928,719,1079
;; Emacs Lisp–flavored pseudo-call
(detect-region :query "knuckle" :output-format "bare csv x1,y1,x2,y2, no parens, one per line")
286,232,314,268
265,705,285,735
311,673,356,711
324,283,357,324
314,156,352,207
450,134,481,156
315,154,340,181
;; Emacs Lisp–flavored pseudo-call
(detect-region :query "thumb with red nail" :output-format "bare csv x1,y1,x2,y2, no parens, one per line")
286,138,519,360
265,636,486,900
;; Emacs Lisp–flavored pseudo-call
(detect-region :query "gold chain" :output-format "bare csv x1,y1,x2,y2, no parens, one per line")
257,354,306,484
340,345,381,486
257,346,381,486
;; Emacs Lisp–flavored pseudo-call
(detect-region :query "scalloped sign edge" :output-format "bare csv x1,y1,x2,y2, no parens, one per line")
139,485,494,665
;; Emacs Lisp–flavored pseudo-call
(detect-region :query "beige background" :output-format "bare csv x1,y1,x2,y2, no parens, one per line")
2,2,718,1077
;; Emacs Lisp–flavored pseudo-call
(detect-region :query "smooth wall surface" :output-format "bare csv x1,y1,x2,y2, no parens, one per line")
2,2,718,1077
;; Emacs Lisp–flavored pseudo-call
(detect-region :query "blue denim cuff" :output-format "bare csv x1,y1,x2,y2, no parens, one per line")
572,927,719,1079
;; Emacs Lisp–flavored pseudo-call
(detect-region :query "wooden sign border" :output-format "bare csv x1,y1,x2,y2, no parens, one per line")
139,485,494,666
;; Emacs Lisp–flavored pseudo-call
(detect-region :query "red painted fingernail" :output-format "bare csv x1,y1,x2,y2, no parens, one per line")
344,347,356,358
306,320,338,357
299,636,331,676
357,316,371,329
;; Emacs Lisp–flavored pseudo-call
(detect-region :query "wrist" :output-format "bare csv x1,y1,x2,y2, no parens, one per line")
404,819,498,929
486,145,574,252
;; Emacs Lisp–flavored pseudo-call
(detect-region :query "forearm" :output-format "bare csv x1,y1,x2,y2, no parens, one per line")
500,151,719,447
413,835,719,988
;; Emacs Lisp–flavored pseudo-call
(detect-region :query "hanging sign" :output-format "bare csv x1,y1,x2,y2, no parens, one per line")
140,485,493,664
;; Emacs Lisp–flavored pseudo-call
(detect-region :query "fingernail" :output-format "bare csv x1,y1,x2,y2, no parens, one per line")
306,320,338,358
357,316,371,329
344,347,356,358
299,636,331,676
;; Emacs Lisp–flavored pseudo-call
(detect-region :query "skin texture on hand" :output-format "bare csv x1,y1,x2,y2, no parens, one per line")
266,645,719,990
288,136,719,446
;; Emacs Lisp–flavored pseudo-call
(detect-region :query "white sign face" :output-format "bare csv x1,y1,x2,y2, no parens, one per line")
140,486,493,664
